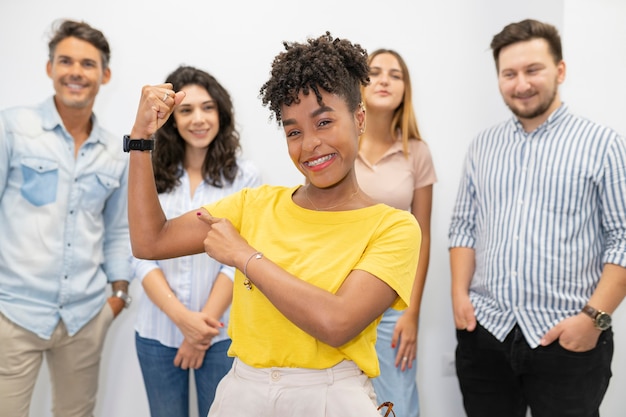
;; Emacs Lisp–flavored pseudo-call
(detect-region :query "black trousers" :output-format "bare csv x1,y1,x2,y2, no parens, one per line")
455,323,613,417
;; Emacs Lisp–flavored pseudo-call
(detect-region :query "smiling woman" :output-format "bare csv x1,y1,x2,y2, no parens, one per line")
126,32,421,417
355,48,437,417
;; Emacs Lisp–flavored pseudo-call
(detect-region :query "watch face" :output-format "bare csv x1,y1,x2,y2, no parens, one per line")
595,312,612,330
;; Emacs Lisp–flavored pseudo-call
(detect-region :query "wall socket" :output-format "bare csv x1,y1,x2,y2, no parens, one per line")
441,352,456,377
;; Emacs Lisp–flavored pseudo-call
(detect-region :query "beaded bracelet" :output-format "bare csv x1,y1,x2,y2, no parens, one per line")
243,251,263,290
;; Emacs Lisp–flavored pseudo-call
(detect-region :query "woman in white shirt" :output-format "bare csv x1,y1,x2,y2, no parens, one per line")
132,65,261,417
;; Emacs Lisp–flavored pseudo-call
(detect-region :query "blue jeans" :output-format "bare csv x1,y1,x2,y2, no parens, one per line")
455,323,613,417
371,308,419,417
136,332,233,417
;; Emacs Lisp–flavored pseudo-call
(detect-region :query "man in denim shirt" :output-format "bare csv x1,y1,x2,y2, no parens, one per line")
0,19,130,417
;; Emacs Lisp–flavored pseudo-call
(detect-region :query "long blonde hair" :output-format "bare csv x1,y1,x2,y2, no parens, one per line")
363,49,423,156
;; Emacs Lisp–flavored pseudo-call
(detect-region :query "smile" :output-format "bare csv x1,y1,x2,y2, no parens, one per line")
66,83,86,90
305,154,334,167
190,129,208,135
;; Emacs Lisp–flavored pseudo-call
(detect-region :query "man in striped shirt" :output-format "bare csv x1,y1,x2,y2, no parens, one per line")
449,19,626,417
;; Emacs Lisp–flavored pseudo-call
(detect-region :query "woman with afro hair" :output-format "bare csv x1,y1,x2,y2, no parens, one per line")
126,32,421,417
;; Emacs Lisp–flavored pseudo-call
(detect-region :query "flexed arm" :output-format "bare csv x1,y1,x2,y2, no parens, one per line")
127,84,209,260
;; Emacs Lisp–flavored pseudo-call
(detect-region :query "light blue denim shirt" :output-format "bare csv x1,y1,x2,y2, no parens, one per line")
0,97,131,339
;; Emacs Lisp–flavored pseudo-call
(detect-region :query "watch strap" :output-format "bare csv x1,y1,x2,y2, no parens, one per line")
581,304,611,330
581,304,598,319
123,135,155,152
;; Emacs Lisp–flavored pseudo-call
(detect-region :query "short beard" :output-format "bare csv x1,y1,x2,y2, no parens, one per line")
507,84,559,120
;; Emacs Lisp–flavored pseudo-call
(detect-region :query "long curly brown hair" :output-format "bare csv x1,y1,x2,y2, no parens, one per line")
153,66,241,194
259,32,370,124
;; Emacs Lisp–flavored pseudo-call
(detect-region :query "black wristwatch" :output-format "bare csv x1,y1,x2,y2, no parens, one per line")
123,135,155,152
581,304,612,331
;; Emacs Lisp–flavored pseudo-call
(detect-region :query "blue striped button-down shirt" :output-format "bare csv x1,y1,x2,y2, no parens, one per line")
448,104,626,347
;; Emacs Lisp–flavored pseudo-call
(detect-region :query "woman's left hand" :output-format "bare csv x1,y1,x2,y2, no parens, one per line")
392,311,418,371
174,338,208,370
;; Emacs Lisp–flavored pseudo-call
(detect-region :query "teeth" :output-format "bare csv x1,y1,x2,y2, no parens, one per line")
306,154,333,167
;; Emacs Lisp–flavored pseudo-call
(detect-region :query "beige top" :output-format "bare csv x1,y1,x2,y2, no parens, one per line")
355,137,437,211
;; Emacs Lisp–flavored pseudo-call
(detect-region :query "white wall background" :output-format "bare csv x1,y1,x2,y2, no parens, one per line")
1,1,624,416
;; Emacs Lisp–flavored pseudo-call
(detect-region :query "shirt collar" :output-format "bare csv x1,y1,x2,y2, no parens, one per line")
40,96,104,145
510,103,569,134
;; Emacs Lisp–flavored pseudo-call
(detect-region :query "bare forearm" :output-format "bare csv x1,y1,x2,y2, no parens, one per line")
407,185,432,317
127,85,205,260
405,234,430,317
201,273,233,320
142,269,189,325
240,251,396,347
127,83,171,256
450,247,475,297
587,263,626,313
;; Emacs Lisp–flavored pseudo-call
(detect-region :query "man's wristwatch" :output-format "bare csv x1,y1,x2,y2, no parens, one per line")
581,304,611,330
113,290,132,309
123,135,154,152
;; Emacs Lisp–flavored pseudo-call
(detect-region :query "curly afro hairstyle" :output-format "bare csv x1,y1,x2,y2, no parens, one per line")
260,31,370,124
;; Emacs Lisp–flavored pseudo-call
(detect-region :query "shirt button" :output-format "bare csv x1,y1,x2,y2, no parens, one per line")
270,370,281,382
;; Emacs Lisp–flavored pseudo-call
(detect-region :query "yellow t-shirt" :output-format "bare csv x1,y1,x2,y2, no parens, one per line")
203,185,420,377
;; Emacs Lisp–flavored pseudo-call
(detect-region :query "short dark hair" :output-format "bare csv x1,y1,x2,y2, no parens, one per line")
48,19,111,70
259,31,370,124
490,19,562,69
153,66,241,193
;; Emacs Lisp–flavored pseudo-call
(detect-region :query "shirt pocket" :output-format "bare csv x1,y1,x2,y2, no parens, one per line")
543,171,590,216
80,172,120,214
20,157,59,207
